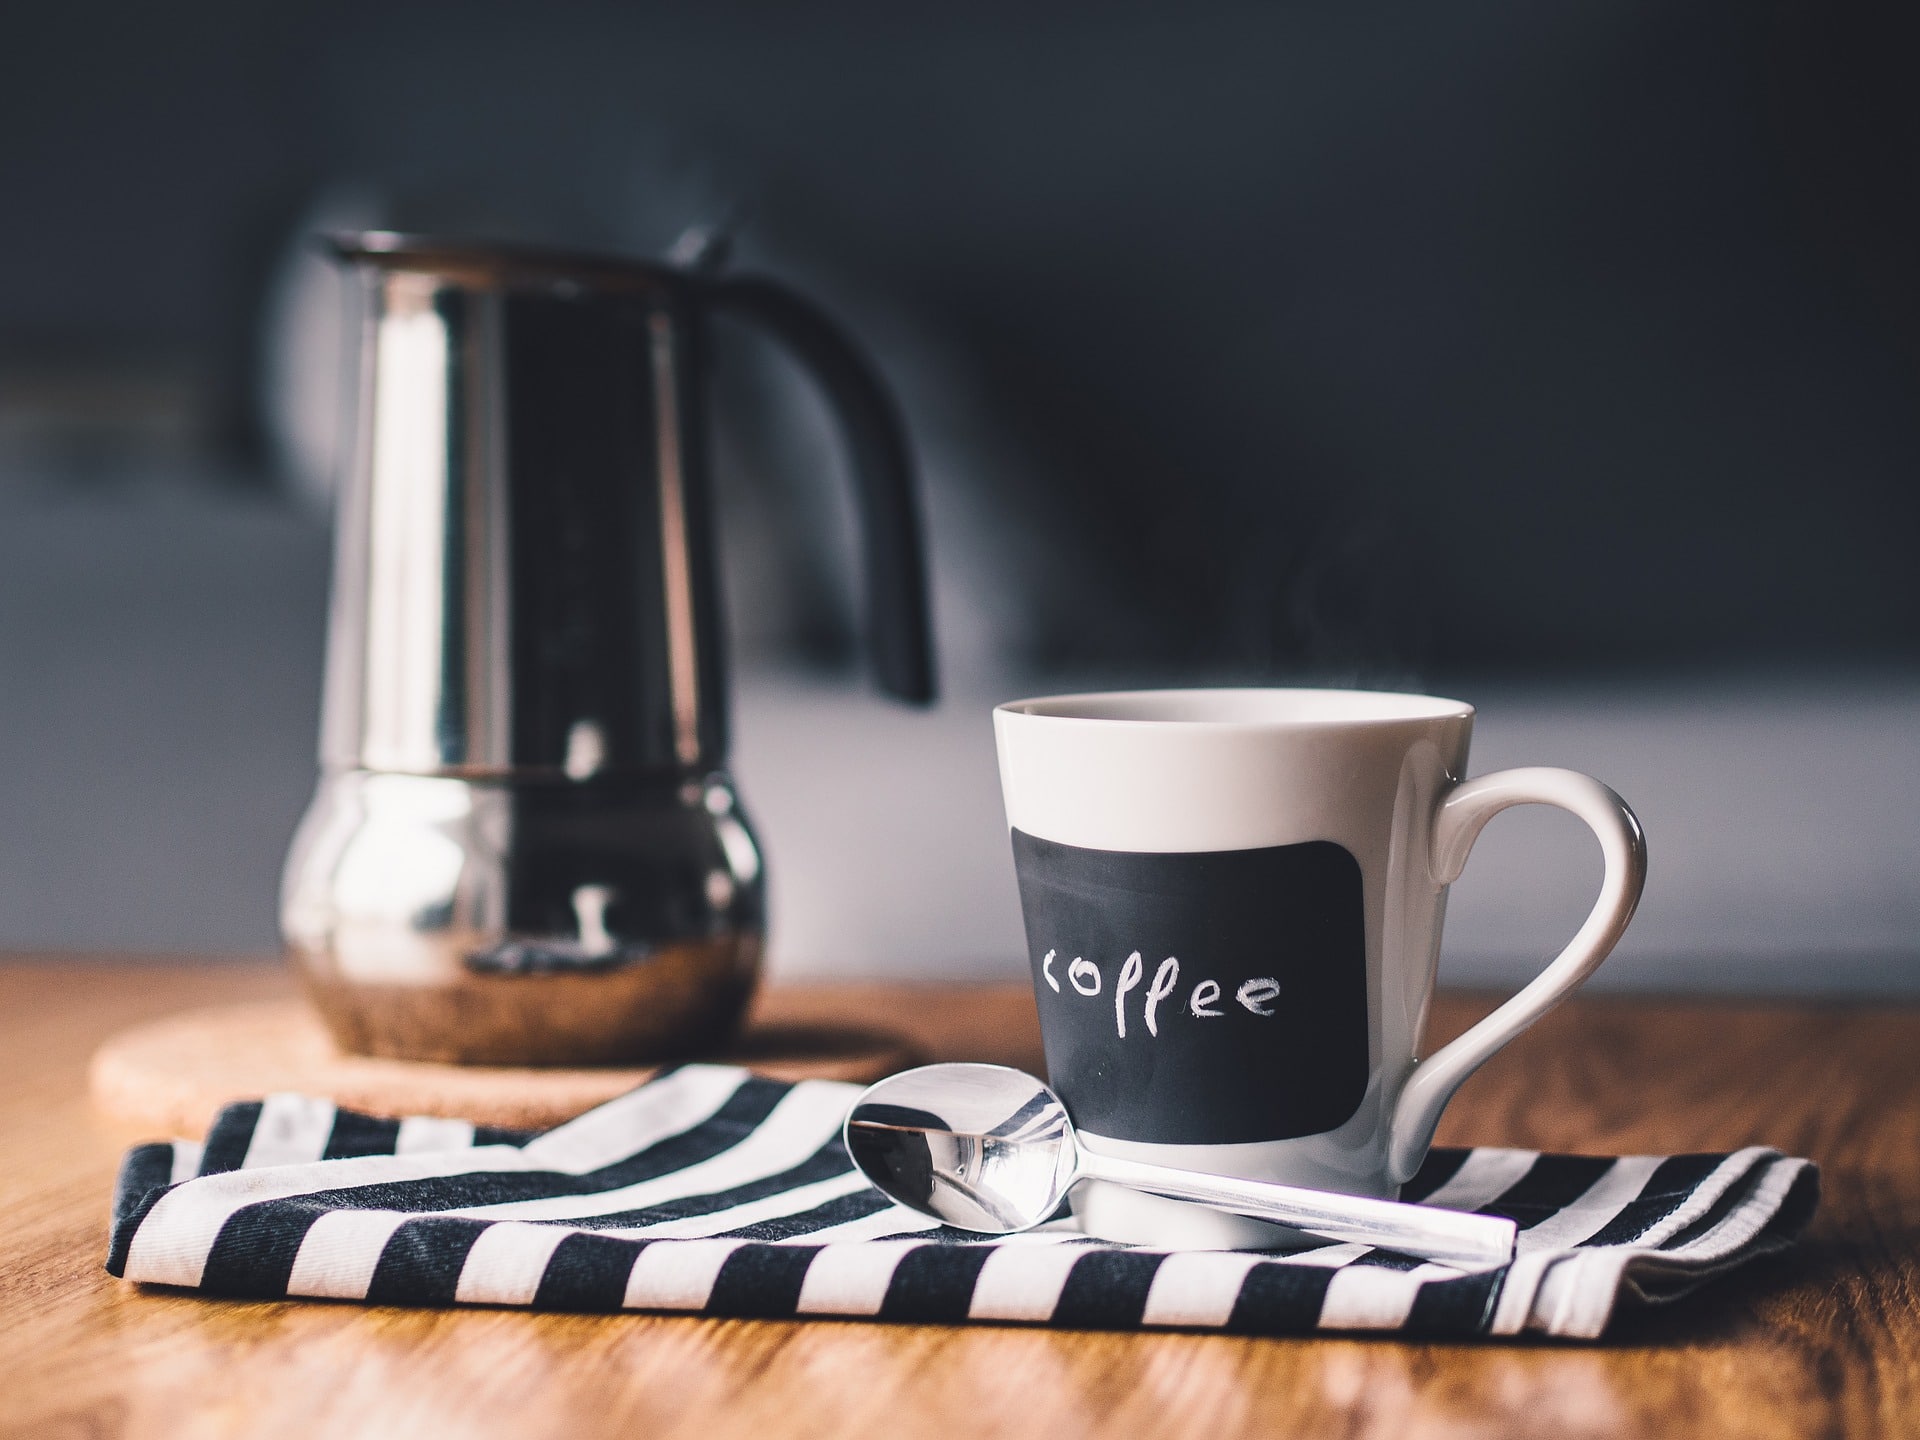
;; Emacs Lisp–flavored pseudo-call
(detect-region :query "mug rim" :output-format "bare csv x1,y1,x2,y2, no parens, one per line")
995,686,1474,729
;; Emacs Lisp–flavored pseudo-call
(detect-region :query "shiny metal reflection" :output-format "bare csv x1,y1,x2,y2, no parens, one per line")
286,231,934,1065
318,239,725,778
845,1064,1519,1264
283,771,763,1064
845,1065,1077,1232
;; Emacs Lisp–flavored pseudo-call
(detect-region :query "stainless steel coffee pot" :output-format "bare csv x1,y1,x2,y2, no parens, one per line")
281,232,933,1064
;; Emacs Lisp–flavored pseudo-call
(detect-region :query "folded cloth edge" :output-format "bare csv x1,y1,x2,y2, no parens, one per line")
102,1068,1819,1343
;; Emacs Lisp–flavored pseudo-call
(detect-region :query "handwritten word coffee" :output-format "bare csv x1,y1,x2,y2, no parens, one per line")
1041,949,1281,1040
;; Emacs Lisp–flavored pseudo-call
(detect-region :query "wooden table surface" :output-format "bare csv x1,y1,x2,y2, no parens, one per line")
2,960,1916,1439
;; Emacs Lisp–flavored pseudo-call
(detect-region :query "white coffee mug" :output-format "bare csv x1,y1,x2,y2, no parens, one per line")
993,688,1646,1248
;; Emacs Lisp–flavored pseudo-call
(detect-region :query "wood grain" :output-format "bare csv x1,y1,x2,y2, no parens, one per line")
88,997,922,1133
2,959,1916,1439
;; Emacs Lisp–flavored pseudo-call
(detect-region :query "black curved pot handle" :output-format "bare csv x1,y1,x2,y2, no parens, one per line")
705,275,936,704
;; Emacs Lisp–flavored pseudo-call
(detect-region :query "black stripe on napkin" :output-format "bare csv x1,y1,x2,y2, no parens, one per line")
475,1124,534,1148
1484,1154,1617,1227
707,1245,822,1318
879,1245,995,1323
1344,1249,1424,1271
1400,1147,1470,1204
197,1076,786,1296
198,1101,264,1176
1051,1249,1167,1329
574,1134,853,1230
108,1070,1818,1342
1657,1183,1752,1254
717,1188,899,1241
105,1145,179,1276
1223,1260,1339,1334
393,1075,794,1207
366,1217,491,1306
1578,1154,1725,1247
111,1144,176,1228
322,1112,403,1160
532,1234,647,1312
1768,1165,1821,1243
1403,1267,1505,1338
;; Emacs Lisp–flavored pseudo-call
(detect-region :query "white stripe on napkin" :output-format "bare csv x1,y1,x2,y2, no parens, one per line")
1318,1262,1461,1330
783,1205,944,1246
1138,1251,1275,1327
1314,1147,1557,1331
968,1240,1093,1321
453,1081,855,1222
286,1210,415,1299
168,1141,204,1186
395,1115,477,1155
1530,1249,1632,1338
1516,1156,1664,1250
624,1237,745,1310
455,1223,573,1305
1639,1147,1785,1251
601,1169,873,1239
1416,1148,1539,1211
1509,1151,1803,1337
1665,1153,1803,1260
126,1145,532,1289
111,1067,1814,1342
1138,1243,1374,1333
127,1071,770,1290
516,1065,758,1170
794,1239,931,1315
242,1094,339,1170
1489,1151,1726,1336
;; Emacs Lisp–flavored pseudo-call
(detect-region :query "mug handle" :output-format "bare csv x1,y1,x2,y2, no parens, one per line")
1386,767,1647,1184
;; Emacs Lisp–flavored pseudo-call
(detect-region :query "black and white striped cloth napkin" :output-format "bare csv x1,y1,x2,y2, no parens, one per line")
108,1063,1816,1340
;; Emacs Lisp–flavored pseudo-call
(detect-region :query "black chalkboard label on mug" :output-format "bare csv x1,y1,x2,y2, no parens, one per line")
1012,829,1369,1147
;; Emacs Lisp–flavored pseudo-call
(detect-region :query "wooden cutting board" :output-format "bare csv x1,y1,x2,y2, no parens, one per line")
90,997,922,1135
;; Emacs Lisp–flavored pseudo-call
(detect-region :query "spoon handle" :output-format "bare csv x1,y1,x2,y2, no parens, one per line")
1079,1153,1517,1266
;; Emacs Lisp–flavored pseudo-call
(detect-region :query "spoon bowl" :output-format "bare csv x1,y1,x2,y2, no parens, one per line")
844,1063,1082,1232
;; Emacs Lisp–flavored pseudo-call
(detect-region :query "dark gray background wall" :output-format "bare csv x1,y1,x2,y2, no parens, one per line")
0,2,1914,987
6,0,1919,677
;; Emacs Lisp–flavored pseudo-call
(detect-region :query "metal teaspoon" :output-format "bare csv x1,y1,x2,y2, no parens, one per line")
843,1062,1516,1266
